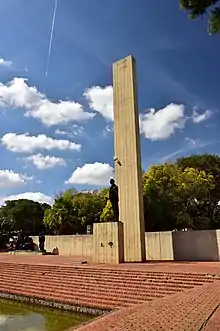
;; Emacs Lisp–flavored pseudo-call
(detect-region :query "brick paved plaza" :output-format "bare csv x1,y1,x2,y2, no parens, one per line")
0,254,220,330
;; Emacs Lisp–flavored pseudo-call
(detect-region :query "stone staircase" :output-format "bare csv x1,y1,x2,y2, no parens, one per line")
0,262,215,312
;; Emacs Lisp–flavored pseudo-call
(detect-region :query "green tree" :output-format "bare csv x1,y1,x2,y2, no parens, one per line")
0,199,50,235
180,0,220,34
176,154,220,228
43,195,78,234
143,164,214,231
71,190,106,231
100,199,114,222
176,154,220,202
43,189,107,234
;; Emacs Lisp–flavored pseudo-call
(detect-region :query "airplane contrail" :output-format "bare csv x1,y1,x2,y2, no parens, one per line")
45,0,58,77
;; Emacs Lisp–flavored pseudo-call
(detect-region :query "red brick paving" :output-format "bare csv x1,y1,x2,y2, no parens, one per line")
75,282,220,331
203,304,220,331
1,260,213,310
1,254,220,275
1,254,220,330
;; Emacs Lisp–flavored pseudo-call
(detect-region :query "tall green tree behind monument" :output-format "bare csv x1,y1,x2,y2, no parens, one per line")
143,163,214,231
180,0,220,34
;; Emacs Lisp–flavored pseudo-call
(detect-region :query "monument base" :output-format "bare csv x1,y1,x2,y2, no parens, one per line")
93,222,124,264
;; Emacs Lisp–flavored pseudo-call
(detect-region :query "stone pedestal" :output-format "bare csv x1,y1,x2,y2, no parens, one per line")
93,222,124,264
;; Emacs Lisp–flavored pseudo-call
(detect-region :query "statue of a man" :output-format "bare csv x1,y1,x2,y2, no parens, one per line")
109,178,119,221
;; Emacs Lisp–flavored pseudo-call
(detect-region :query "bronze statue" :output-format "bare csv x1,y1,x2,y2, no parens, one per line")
109,178,119,221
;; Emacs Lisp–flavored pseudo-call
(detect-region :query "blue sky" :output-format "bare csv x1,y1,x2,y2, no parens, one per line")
0,0,220,204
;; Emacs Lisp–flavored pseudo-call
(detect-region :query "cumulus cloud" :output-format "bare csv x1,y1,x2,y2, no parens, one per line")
0,170,27,189
0,58,13,67
139,103,186,141
26,153,66,169
66,162,114,186
192,108,212,123
84,86,188,141
0,192,53,206
84,86,113,121
0,78,94,126
2,133,81,153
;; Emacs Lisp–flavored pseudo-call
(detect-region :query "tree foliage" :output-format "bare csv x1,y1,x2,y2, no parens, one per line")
43,189,107,234
143,163,214,231
176,154,220,229
176,154,220,201
0,199,50,235
100,199,114,222
43,195,78,234
1,153,220,236
180,0,220,34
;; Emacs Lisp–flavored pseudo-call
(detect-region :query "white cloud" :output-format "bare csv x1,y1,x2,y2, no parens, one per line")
103,124,113,136
0,78,41,108
84,86,187,141
66,162,114,186
55,125,84,137
192,108,212,123
0,170,27,189
160,138,218,163
84,86,113,121
140,103,186,141
185,137,197,146
27,153,66,169
0,78,94,126
0,58,13,67
0,192,53,206
2,133,81,153
26,99,94,126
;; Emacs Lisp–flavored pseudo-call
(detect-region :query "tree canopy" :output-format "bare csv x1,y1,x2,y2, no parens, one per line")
143,163,214,231
0,199,50,236
176,154,220,202
180,0,220,34
43,189,107,234
1,153,220,237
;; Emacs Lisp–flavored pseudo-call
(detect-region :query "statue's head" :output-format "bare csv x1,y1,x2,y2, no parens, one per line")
110,178,115,185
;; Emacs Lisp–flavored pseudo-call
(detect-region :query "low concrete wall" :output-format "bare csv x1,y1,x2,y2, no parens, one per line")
33,229,220,261
145,231,174,260
172,229,220,261
32,235,93,257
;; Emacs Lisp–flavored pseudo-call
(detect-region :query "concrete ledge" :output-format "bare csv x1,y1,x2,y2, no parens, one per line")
0,292,110,316
8,251,45,256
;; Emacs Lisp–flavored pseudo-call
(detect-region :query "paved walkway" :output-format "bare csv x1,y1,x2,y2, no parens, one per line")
1,254,220,330
1,254,220,275
75,282,220,331
203,304,220,330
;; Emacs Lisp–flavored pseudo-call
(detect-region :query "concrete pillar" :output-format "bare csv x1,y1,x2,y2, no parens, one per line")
113,55,146,262
93,222,124,264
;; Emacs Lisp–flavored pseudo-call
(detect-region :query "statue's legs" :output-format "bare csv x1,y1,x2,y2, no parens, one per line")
111,201,119,222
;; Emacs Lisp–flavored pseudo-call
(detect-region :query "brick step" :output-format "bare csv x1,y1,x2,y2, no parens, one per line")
0,276,180,298
0,286,126,309
0,263,214,280
5,285,149,305
0,271,205,291
0,273,196,292
0,284,147,307
0,266,212,286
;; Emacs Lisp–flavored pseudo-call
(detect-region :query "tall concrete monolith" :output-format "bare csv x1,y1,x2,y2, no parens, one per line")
113,55,146,262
